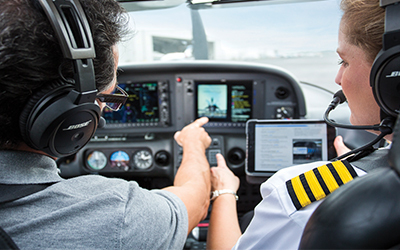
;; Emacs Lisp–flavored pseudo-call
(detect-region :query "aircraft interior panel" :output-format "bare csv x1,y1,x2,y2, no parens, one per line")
58,61,307,215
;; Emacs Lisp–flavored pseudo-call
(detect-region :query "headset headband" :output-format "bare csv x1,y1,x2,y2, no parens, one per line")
381,0,400,51
37,0,97,102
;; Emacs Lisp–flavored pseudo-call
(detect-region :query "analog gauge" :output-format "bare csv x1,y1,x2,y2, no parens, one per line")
87,151,107,171
110,151,130,171
133,150,153,169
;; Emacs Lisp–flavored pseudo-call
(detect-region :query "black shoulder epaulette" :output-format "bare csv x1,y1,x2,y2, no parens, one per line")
286,160,358,210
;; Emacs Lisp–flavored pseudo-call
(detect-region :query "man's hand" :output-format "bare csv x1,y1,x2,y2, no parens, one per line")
174,117,211,150
164,117,212,233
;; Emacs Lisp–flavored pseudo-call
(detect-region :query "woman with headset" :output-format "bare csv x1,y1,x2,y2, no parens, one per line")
206,0,396,249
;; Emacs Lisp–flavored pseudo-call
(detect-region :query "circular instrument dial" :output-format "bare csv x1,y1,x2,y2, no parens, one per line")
87,151,107,171
133,150,153,169
110,151,130,171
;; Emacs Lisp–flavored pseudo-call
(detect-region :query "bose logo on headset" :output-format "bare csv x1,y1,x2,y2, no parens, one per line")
63,120,93,131
19,0,101,157
386,71,400,78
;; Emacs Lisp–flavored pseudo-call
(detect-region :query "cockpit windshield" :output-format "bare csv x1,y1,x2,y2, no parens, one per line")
118,0,342,92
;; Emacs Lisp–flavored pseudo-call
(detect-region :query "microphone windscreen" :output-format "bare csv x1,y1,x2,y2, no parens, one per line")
98,116,106,128
333,90,346,104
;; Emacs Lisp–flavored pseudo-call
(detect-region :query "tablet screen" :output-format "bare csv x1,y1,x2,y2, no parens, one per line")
246,119,336,177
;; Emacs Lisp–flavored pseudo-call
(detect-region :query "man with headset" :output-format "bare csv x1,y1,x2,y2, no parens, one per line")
0,0,213,249
206,0,400,249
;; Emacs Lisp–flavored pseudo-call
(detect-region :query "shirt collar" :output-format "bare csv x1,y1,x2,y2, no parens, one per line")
0,150,64,184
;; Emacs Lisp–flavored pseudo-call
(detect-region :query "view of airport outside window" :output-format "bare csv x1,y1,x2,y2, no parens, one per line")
118,0,342,93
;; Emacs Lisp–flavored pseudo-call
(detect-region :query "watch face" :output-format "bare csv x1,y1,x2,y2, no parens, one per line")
210,191,216,200
210,190,220,201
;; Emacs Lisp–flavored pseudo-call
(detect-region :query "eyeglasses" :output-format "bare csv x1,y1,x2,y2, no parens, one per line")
96,85,128,111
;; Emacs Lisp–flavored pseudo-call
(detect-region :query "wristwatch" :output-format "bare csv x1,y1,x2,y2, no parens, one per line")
210,189,239,201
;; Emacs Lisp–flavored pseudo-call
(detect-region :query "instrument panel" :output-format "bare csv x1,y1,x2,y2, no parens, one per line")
59,61,306,185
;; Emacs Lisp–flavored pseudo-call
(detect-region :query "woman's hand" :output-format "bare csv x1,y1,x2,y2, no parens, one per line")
210,153,240,192
334,135,351,157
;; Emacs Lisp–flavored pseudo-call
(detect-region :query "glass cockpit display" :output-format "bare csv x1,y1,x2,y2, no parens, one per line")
102,82,159,125
197,84,228,119
196,81,253,123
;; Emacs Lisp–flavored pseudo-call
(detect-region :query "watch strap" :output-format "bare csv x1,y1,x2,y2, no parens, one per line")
210,189,238,201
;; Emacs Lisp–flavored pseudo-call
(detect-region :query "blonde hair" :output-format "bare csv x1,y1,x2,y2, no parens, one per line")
340,0,385,63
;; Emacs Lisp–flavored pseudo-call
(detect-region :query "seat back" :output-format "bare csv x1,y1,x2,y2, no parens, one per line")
299,115,400,249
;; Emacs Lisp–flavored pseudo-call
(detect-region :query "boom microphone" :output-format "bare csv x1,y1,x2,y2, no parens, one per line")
328,89,346,111
324,90,382,131
325,90,395,161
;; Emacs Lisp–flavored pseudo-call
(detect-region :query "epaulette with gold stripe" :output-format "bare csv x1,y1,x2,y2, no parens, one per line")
286,160,357,210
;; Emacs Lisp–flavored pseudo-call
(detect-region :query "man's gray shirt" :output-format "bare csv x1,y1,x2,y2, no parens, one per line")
0,150,188,249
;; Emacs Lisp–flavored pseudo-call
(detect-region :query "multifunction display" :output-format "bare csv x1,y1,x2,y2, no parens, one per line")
195,81,253,123
103,82,168,127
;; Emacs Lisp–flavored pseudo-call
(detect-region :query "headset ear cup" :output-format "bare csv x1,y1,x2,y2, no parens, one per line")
370,47,400,118
19,79,100,157
19,80,73,147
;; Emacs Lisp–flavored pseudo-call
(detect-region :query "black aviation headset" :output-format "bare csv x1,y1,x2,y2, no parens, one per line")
19,0,101,158
370,0,400,119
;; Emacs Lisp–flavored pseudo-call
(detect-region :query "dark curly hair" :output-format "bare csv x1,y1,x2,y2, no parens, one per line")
0,0,129,149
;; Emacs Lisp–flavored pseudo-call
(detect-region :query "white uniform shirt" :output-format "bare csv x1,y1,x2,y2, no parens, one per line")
232,161,367,250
